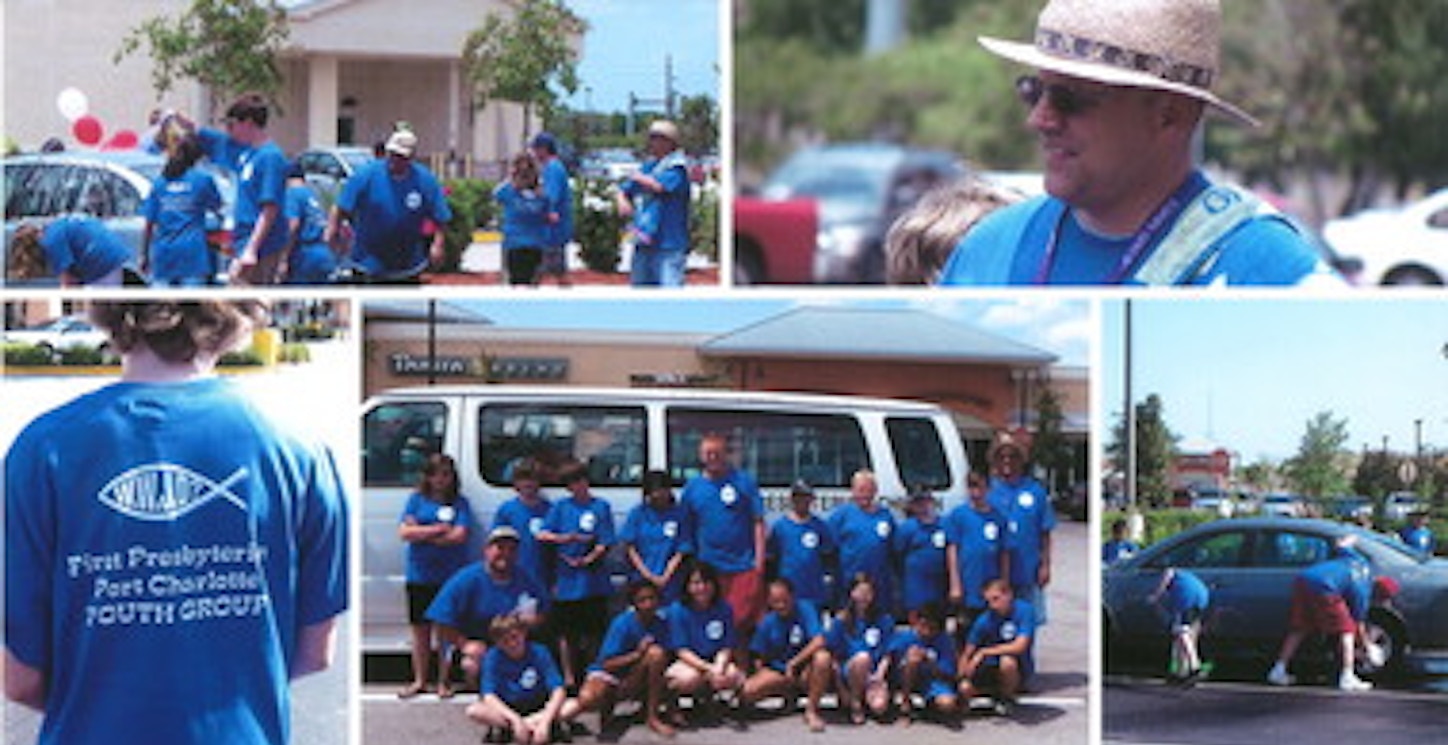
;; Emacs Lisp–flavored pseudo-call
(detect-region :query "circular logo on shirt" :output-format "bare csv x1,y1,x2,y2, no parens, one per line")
663,520,679,539
706,620,725,641
1017,492,1035,509
405,190,423,211
927,647,938,662
529,517,545,536
580,512,597,532
984,523,1000,542
789,624,805,646
436,506,456,523
240,161,255,181
720,484,738,506
802,531,820,550
932,530,947,549
865,627,882,648
1002,621,1018,640
876,521,892,539
518,593,538,616
521,667,539,690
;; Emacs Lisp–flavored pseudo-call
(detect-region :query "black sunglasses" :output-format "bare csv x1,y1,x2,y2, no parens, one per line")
1015,75,1111,117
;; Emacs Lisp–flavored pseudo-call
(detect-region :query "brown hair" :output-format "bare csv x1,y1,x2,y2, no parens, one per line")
6,223,47,281
510,152,540,190
488,612,528,643
416,453,459,500
885,177,1020,285
90,301,267,363
225,92,270,128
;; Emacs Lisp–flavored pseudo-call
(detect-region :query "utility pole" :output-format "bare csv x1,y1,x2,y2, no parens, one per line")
626,55,677,136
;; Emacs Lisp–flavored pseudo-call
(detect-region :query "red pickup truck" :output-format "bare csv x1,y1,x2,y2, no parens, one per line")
732,195,819,285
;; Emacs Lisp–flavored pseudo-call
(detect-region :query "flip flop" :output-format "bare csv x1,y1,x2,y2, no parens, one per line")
396,682,428,699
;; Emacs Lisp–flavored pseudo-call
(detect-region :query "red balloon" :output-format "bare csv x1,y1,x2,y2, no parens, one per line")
72,115,104,146
103,130,139,151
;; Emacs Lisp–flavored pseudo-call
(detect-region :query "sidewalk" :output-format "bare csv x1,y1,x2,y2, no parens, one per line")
424,238,720,286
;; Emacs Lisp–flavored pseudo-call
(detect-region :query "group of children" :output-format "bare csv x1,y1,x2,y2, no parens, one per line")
398,454,1043,741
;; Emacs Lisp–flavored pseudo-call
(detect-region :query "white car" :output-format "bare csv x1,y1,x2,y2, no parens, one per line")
1385,491,1426,523
1260,493,1305,518
1322,188,1448,286
3,316,112,359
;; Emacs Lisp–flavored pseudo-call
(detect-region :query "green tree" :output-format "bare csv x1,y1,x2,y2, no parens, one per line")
1237,458,1278,494
1032,387,1073,495
1106,394,1180,509
677,94,720,156
115,0,290,107
462,0,587,141
1283,411,1351,499
1352,448,1400,499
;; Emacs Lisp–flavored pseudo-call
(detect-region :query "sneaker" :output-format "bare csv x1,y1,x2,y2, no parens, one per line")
1339,673,1373,692
992,698,1015,717
1266,665,1293,687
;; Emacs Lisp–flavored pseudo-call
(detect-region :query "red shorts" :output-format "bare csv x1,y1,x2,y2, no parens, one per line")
719,568,765,632
1288,578,1356,635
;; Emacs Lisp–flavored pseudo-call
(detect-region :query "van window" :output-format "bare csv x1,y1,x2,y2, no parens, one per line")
363,401,448,487
885,416,951,489
666,408,869,488
478,404,647,487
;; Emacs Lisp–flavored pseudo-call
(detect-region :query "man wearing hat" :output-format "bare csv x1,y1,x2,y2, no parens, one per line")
939,0,1341,286
326,128,452,284
530,132,574,287
987,433,1054,626
616,119,693,287
427,525,551,688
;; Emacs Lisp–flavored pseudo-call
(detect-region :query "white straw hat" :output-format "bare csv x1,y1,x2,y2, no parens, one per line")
978,0,1258,127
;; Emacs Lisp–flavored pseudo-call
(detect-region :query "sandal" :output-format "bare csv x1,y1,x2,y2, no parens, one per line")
437,683,456,699
396,682,428,700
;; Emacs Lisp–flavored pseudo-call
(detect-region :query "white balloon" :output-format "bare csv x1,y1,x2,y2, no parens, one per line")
57,88,89,122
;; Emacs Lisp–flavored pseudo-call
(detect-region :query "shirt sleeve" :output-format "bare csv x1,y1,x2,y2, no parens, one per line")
255,149,289,207
480,649,501,696
3,426,58,670
294,443,351,626
596,502,617,547
425,171,453,223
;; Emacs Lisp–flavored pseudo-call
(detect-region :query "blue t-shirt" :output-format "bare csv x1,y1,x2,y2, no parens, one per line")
1161,570,1210,615
767,514,836,607
888,628,958,688
142,168,222,282
825,611,895,665
399,492,475,585
939,173,1339,286
283,184,336,284
543,496,615,601
198,129,290,258
989,476,1056,591
481,642,563,710
749,599,823,672
5,378,350,745
1102,539,1141,566
336,159,452,277
622,153,690,251
895,516,949,613
1398,525,1436,554
968,599,1037,679
619,502,694,602
425,564,550,641
681,469,763,573
591,608,670,674
668,598,736,659
944,504,1006,610
828,502,897,610
494,182,550,250
493,496,553,588
539,158,573,247
40,216,132,283
1298,551,1372,620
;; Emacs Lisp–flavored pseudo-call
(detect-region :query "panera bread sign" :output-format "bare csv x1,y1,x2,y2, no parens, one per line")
390,353,477,377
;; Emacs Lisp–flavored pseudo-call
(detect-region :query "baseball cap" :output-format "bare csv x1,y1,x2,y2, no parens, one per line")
385,130,417,158
487,526,521,545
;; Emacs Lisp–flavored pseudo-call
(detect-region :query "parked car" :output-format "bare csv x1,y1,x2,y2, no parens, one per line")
4,150,235,284
3,315,112,359
737,142,964,284
1385,491,1427,523
732,196,820,285
580,147,641,182
1322,188,1448,286
1259,492,1305,518
294,146,375,201
1190,487,1236,518
1104,517,1448,677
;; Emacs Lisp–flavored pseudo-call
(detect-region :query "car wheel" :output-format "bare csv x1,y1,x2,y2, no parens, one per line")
733,241,765,286
1382,266,1443,286
1359,611,1406,678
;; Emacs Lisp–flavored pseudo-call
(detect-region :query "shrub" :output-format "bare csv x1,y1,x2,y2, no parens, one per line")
575,177,627,273
690,182,720,263
219,349,266,367
276,342,312,364
57,346,109,366
440,178,498,272
282,322,335,342
1101,508,1221,548
4,343,54,366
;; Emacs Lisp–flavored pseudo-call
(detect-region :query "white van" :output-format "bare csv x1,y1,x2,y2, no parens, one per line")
360,385,969,653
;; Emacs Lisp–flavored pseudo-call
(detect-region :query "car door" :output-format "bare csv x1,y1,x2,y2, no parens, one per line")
1212,527,1336,658
1113,528,1250,643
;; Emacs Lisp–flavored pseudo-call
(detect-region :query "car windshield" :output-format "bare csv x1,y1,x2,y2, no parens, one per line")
1350,525,1432,567
763,156,888,211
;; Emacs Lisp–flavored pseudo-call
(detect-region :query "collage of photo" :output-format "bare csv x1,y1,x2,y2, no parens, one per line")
3,2,1446,745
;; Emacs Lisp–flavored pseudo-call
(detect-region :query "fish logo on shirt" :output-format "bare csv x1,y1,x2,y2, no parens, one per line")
98,464,248,521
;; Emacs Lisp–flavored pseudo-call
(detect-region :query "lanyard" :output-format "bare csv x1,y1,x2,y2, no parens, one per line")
1033,174,1208,285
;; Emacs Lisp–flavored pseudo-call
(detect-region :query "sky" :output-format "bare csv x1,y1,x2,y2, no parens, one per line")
562,0,722,112
448,295,1091,367
1100,298,1448,463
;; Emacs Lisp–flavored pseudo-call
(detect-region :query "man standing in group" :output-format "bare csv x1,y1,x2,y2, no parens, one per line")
326,129,452,284
938,0,1341,286
988,433,1054,627
617,119,692,287
196,93,290,285
530,132,574,287
680,434,767,647
828,470,898,615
